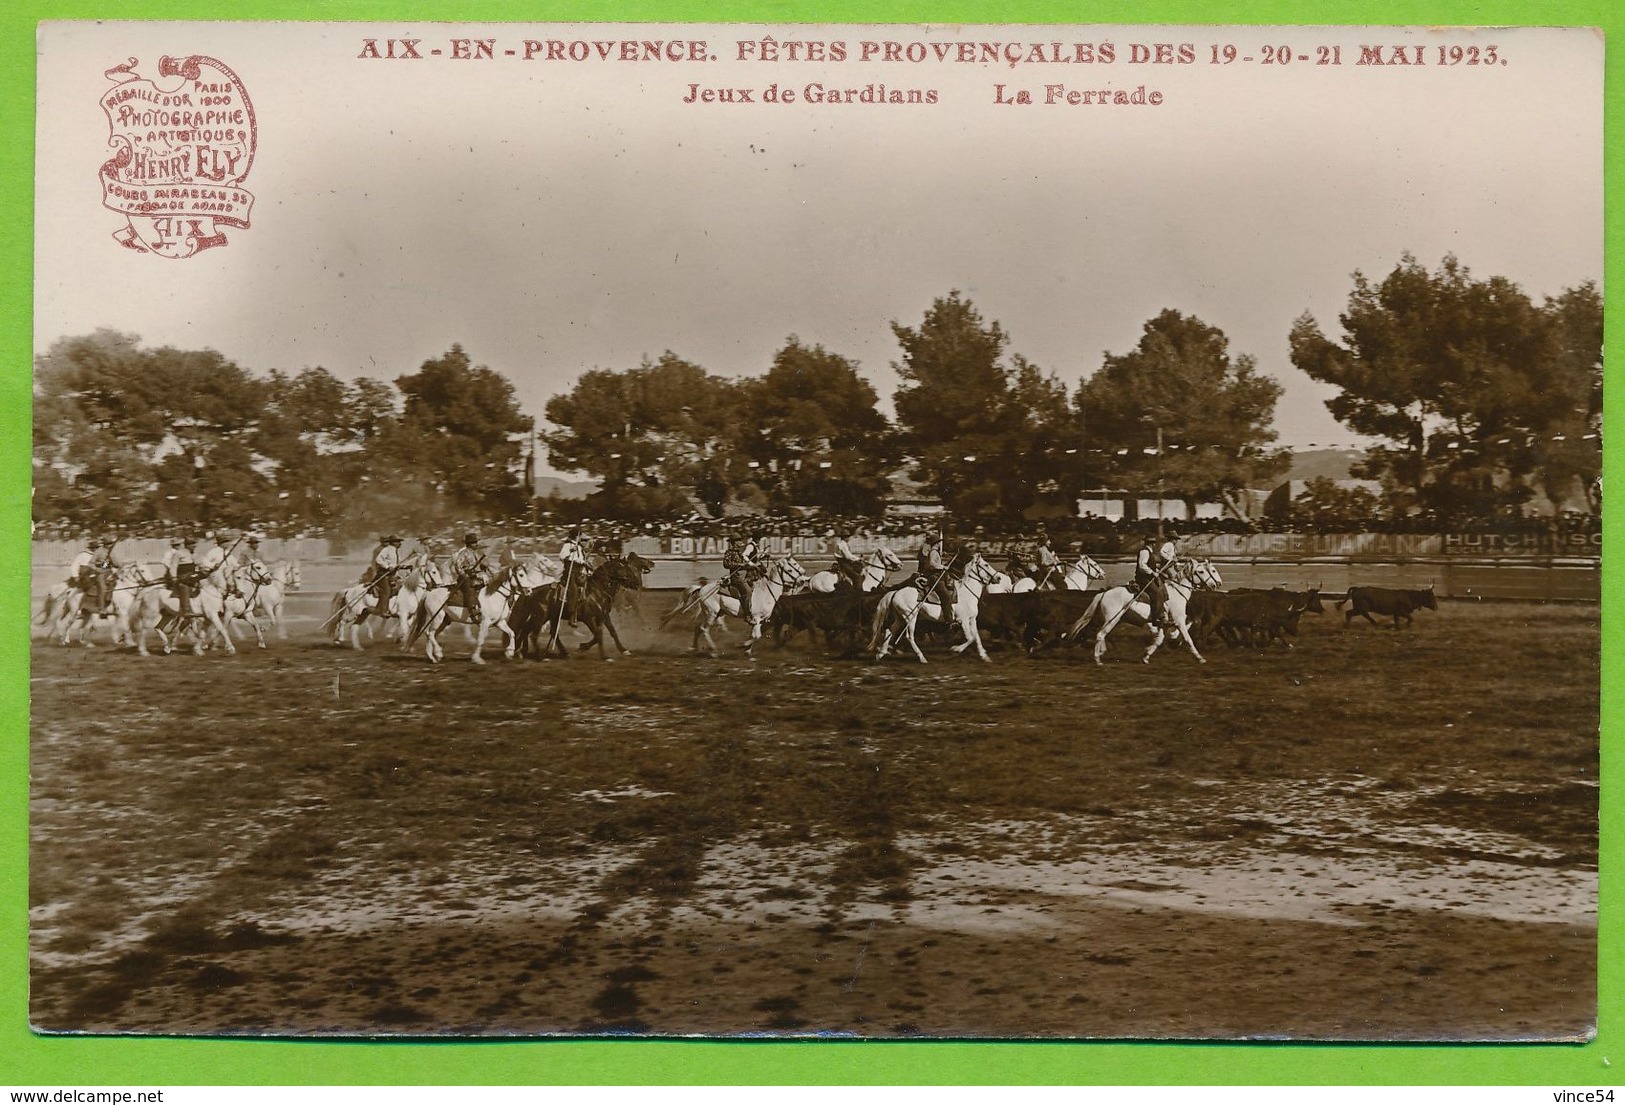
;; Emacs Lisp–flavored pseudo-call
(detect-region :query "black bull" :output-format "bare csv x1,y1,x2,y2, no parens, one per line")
1187,587,1324,648
770,588,887,652
1337,585,1438,629
978,591,1102,653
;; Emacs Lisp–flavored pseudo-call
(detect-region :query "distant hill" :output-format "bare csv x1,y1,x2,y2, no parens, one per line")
1280,448,1366,485
532,476,598,501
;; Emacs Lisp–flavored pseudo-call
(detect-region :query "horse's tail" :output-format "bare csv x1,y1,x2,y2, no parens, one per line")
408,593,432,644
660,583,705,629
1060,591,1106,643
866,591,899,653
36,591,57,626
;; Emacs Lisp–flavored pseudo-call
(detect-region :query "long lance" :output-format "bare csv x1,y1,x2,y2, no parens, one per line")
666,576,715,622
545,556,577,654
1126,551,1180,607
317,560,398,631
1060,555,1177,644
921,548,958,612
406,587,452,649
407,551,490,647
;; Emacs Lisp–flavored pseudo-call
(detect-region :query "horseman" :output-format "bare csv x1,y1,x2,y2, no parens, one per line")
403,534,435,574
242,533,269,573
557,525,593,612
1032,534,1061,589
163,536,198,616
827,529,862,589
66,535,96,595
723,531,764,610
916,532,957,609
194,530,230,599
1135,527,1181,626
361,534,403,618
69,536,113,614
237,533,271,596
449,532,488,623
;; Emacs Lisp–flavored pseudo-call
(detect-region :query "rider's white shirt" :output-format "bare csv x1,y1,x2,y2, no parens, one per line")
559,539,590,565
162,548,191,573
68,550,94,579
195,545,226,573
834,537,856,560
373,545,399,571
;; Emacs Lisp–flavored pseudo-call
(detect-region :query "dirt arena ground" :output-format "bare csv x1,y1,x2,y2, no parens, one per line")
29,595,1598,1041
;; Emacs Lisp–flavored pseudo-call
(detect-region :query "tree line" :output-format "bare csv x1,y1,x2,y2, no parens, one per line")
33,253,1601,534
33,338,531,533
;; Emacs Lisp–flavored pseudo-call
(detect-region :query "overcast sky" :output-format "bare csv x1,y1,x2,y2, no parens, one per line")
36,22,1602,475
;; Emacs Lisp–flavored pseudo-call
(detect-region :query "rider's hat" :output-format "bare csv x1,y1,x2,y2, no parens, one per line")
924,532,940,544
464,532,479,545
182,535,197,547
386,534,403,545
169,536,183,547
246,534,261,545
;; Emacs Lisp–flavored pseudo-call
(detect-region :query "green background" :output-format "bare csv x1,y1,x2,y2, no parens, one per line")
2,0,1617,1087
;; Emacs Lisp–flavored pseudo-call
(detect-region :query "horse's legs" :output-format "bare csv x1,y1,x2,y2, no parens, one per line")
964,615,990,661
696,612,720,657
1174,617,1206,663
901,609,928,664
1142,622,1169,663
1094,609,1127,665
602,614,631,657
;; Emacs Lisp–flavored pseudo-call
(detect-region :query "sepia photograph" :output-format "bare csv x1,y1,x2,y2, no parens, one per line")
28,21,1601,1042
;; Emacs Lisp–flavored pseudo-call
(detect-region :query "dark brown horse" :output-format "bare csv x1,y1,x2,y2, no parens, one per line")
514,552,653,660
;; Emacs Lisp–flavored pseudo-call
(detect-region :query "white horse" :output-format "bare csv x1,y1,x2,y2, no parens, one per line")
1064,557,1224,665
329,561,420,651
126,562,240,656
36,582,87,645
221,560,287,649
467,558,562,664
804,547,905,593
38,563,161,647
869,553,1003,664
242,559,300,640
1009,554,1106,593
689,556,809,658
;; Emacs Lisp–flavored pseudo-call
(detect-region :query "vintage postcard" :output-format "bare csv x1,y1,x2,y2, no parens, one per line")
30,21,1600,1041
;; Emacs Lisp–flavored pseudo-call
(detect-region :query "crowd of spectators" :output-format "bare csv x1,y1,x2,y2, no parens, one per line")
33,507,1603,558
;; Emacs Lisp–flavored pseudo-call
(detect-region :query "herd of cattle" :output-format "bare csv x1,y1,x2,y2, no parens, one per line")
772,575,1441,661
